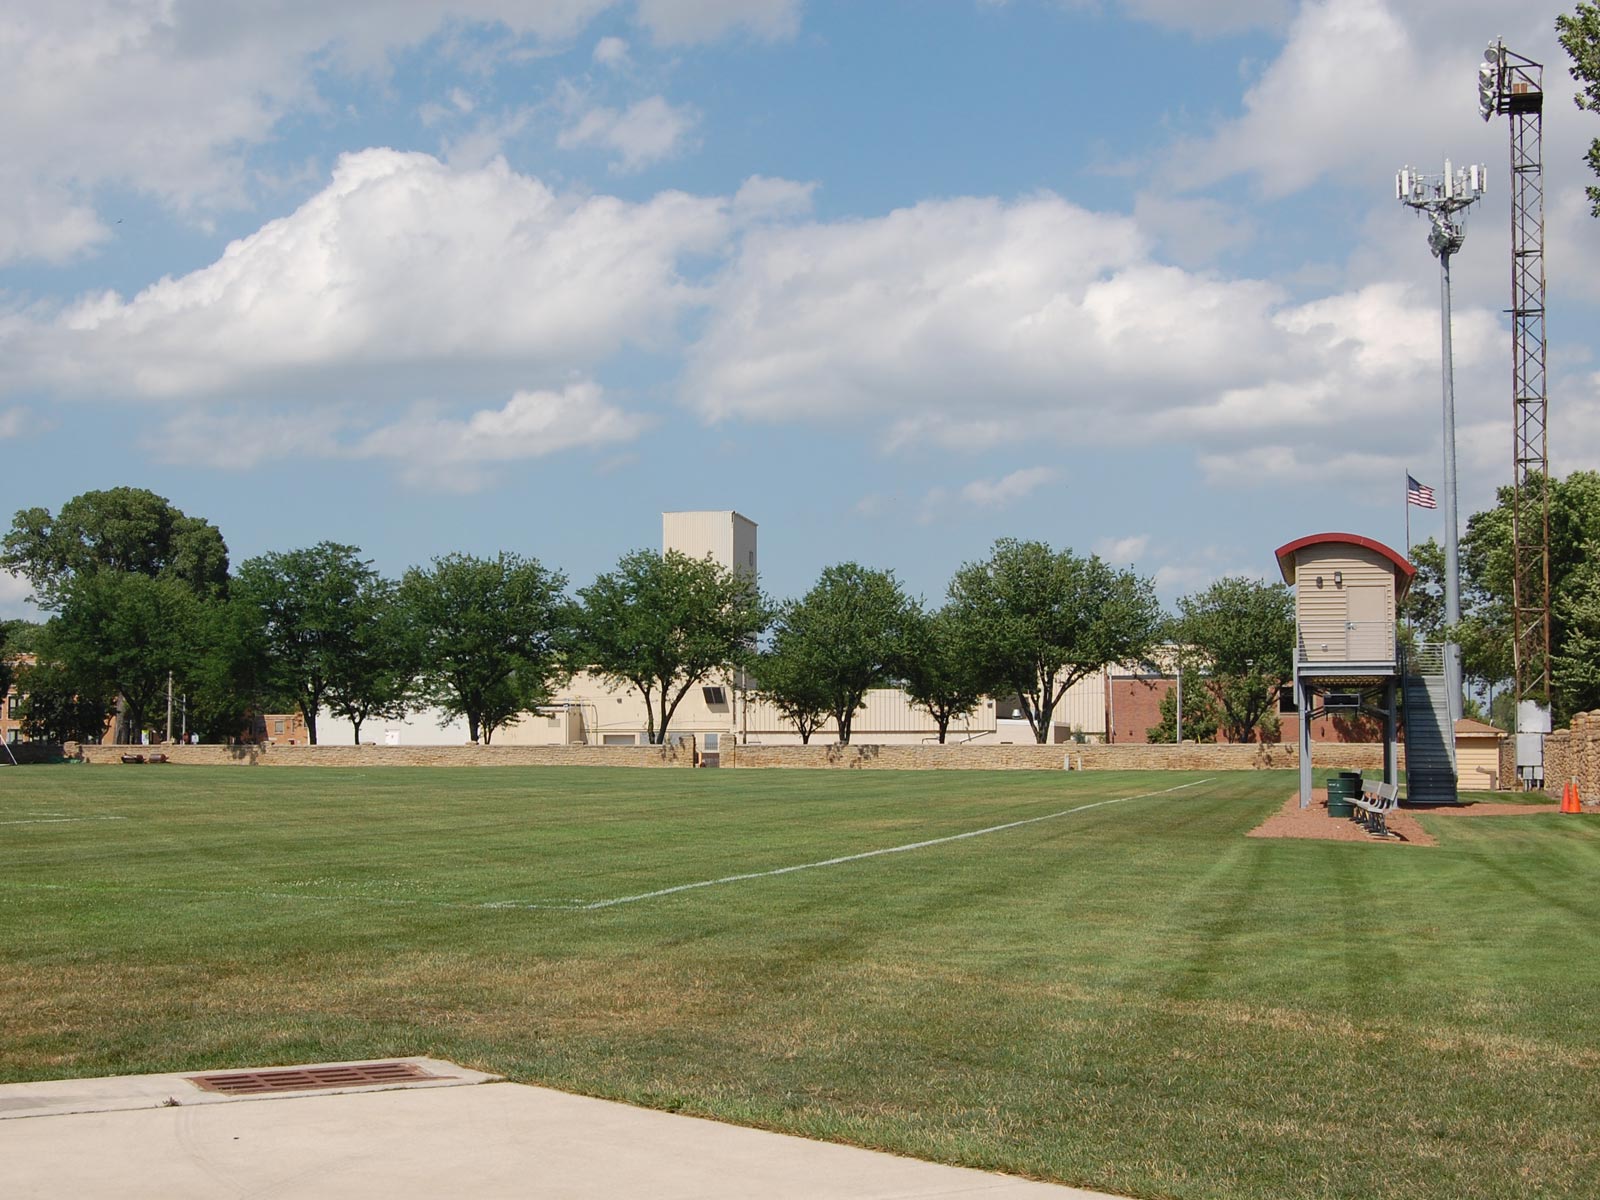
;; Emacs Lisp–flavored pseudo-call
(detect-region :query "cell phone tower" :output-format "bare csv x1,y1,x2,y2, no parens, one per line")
1395,158,1486,724
1479,38,1551,775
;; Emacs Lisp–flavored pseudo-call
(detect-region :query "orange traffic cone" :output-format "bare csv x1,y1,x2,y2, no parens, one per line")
1561,781,1580,814
1575,783,1585,813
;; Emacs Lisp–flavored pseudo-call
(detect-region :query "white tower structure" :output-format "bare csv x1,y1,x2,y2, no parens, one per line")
663,511,758,582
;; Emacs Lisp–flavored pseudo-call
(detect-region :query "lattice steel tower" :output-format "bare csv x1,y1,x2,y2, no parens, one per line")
1480,39,1551,724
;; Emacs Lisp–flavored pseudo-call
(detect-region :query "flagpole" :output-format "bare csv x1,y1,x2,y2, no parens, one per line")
1405,470,1411,557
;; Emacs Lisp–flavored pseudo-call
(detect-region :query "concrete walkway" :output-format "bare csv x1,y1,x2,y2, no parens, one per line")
0,1059,1131,1199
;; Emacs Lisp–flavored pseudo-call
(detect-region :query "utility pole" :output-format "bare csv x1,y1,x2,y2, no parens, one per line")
1396,160,1486,725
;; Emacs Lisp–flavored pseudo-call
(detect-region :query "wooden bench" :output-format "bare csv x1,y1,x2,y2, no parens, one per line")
1353,779,1400,838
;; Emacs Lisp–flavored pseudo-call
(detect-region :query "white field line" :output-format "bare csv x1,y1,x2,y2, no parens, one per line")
0,778,1213,912
576,777,1214,910
0,816,129,826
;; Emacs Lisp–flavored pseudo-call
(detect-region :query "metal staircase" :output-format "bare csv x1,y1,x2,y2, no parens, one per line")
1402,643,1458,805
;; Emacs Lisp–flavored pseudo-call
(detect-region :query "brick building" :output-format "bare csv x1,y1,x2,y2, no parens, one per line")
1106,671,1385,745
1,653,34,747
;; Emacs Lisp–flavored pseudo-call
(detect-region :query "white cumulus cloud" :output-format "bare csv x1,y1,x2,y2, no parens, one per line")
1096,534,1152,563
354,381,641,471
683,191,1500,472
593,36,631,66
0,570,38,620
0,0,789,263
10,149,727,401
559,95,699,172
960,467,1056,507
633,0,802,44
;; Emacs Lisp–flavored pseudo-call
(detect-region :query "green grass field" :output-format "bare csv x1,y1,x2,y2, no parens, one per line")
4,766,1599,1199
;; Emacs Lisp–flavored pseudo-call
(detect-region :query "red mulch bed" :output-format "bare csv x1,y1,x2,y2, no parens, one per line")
1248,790,1566,847
1248,789,1433,845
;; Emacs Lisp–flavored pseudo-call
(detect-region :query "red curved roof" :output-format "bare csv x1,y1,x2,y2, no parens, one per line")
1275,532,1415,595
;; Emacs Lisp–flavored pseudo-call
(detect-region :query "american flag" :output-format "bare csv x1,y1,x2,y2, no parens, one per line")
1406,474,1437,509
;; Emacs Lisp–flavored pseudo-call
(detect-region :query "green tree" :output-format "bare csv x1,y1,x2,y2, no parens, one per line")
1552,546,1600,715
1169,577,1294,744
234,543,388,745
0,620,16,707
1558,3,1600,217
1145,668,1221,744
577,549,767,745
949,539,1161,745
15,656,113,744
769,563,915,745
184,595,276,743
48,572,204,742
751,641,833,745
2,487,229,608
899,604,990,743
399,552,571,745
324,580,418,744
1398,537,1446,638
1461,470,1600,721
1400,535,1511,703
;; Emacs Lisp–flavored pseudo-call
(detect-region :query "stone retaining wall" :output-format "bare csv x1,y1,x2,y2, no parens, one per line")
1543,710,1600,803
721,742,1396,771
65,741,695,769
51,739,1407,773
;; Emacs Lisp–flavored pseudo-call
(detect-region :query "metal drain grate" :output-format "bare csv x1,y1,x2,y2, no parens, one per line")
187,1061,437,1096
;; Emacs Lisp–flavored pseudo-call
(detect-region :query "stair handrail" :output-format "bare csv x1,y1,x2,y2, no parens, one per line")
1404,641,1447,677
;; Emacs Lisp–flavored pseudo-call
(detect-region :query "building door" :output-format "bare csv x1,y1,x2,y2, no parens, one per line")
1346,586,1389,659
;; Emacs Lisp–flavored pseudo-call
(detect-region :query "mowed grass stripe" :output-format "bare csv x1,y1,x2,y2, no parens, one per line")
2,768,1224,908
0,776,1207,913
4,767,1599,1199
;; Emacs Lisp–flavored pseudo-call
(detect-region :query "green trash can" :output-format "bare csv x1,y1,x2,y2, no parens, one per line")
1326,776,1358,818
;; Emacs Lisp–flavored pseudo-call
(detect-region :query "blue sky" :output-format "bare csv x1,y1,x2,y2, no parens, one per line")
3,0,1597,616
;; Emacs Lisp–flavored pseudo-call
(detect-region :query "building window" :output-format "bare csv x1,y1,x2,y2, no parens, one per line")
5,729,18,745
6,696,20,718
273,719,285,735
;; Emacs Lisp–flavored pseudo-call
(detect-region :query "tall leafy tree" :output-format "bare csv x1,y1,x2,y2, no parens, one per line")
1558,3,1600,217
399,552,571,745
1145,667,1221,744
1168,577,1295,744
899,604,990,743
0,620,16,707
184,593,277,744
1553,547,1600,716
3,489,231,742
2,487,229,608
751,641,833,744
949,539,1161,744
1401,535,1512,707
324,579,418,744
1461,470,1600,721
1397,537,1447,639
234,543,386,745
48,572,204,741
576,549,767,745
769,563,914,745
15,656,113,744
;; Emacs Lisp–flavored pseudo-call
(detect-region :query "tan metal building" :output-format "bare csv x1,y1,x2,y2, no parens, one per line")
1455,717,1506,791
1277,532,1415,807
